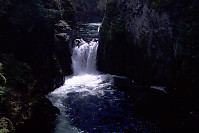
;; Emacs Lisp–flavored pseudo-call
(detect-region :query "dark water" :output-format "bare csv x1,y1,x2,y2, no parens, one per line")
64,79,157,133
48,74,158,133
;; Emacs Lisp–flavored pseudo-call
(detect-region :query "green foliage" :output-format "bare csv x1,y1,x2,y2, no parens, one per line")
0,74,6,85
0,117,14,133
0,63,6,85
0,129,9,133
0,86,7,96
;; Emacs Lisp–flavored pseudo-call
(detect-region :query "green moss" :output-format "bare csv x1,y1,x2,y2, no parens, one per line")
0,86,7,96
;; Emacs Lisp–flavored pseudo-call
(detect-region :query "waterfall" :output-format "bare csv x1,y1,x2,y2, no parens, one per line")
71,38,99,75
47,22,157,133
71,23,101,75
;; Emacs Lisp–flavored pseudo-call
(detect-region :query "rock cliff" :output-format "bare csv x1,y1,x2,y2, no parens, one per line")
98,0,199,90
97,1,199,131
0,0,76,132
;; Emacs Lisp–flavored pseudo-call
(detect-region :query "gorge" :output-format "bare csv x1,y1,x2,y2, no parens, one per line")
0,0,199,132
48,23,157,132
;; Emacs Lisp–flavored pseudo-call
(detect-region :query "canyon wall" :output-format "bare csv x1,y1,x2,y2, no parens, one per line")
98,0,199,90
0,0,76,132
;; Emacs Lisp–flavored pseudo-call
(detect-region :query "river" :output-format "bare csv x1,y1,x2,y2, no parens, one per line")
47,23,157,133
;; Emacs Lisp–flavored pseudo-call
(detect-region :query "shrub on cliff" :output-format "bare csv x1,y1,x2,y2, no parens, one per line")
0,117,14,133
0,63,6,85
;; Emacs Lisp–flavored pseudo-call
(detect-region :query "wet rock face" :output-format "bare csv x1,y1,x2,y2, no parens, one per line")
98,0,199,87
123,0,175,85
54,20,74,76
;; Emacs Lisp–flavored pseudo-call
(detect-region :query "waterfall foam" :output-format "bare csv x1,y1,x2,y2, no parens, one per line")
72,38,99,75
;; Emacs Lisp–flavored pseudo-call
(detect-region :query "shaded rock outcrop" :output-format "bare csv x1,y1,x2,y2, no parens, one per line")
0,0,77,132
98,0,199,90
98,1,199,131
0,55,59,133
54,20,75,76
0,0,76,91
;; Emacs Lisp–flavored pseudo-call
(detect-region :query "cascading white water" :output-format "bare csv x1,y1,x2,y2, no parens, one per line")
47,23,105,133
71,38,99,75
47,23,156,133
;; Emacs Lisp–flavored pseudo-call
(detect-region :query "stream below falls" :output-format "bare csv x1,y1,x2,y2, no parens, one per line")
47,23,158,133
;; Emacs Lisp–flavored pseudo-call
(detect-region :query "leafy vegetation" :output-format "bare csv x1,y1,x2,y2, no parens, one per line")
0,117,14,133
0,63,6,96
0,63,6,85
